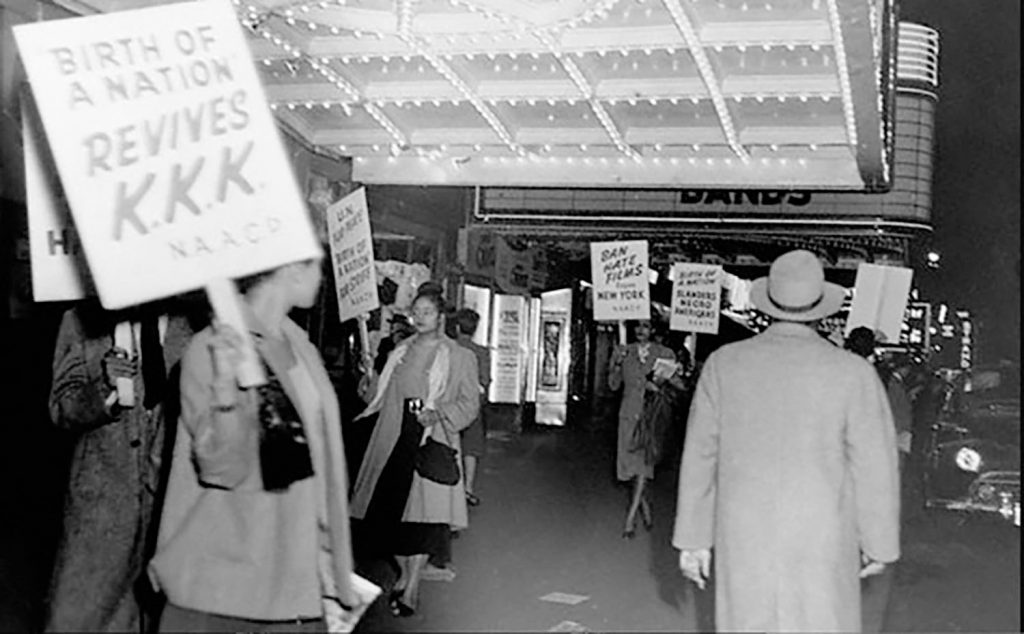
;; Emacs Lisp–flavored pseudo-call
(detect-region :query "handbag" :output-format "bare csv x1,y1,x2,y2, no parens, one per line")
411,402,460,485
256,359,314,491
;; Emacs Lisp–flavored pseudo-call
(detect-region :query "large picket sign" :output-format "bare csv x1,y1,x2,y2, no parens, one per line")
670,263,722,334
13,0,320,309
846,263,914,344
22,100,92,301
589,240,650,321
326,187,379,323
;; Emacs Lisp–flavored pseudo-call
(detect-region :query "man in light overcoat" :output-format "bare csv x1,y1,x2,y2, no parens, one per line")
673,250,901,632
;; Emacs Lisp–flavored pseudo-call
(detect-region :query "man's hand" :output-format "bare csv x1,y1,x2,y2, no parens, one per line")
678,548,712,590
102,349,137,389
859,552,887,579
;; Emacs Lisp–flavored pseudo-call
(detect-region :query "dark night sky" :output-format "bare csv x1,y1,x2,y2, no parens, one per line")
899,0,1021,362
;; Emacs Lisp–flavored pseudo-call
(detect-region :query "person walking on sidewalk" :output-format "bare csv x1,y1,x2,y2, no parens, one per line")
608,319,675,539
148,258,363,632
349,288,480,617
453,308,491,507
673,250,901,633
45,299,194,633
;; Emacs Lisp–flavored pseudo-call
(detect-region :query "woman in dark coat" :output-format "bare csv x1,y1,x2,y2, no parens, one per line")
45,300,193,633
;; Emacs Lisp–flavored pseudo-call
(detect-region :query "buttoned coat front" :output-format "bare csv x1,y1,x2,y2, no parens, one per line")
672,322,901,633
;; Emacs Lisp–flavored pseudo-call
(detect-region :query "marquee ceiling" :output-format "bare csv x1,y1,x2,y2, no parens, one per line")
44,0,896,190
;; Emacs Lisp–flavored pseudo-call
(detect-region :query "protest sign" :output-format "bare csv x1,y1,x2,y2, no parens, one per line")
846,263,914,344
589,240,650,321
13,0,321,310
326,187,379,323
22,99,93,301
670,263,722,334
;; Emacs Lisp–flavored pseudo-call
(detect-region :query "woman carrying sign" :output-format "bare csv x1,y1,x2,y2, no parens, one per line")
608,320,675,539
349,288,479,617
148,257,369,632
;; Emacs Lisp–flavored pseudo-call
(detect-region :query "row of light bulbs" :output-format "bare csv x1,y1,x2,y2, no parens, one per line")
336,142,821,157
269,93,839,108
351,154,815,169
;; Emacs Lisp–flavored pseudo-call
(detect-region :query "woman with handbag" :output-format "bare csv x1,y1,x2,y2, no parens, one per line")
148,258,369,632
349,288,480,618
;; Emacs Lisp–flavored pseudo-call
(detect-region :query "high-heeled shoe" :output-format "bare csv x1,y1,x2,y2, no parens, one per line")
389,591,416,617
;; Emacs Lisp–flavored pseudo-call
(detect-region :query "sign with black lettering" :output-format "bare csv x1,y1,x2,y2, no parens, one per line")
670,263,722,334
589,240,650,321
326,187,379,322
13,0,320,309
22,100,94,301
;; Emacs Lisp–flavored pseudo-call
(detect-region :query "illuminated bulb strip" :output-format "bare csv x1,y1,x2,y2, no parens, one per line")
661,0,748,161
404,36,518,151
397,0,417,39
256,21,408,147
535,32,638,160
824,0,858,149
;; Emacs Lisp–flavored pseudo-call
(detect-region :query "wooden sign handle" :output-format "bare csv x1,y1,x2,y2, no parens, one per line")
205,277,266,388
357,314,373,371
113,321,135,406
617,321,628,346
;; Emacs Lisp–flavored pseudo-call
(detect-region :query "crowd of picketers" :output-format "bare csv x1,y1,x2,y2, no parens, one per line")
37,248,950,633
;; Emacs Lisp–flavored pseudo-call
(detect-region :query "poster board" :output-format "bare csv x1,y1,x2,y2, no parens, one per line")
589,240,650,321
13,0,321,309
845,263,914,344
669,263,723,334
490,294,526,404
325,187,379,322
22,99,93,300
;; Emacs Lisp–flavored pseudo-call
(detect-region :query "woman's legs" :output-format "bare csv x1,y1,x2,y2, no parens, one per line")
399,554,429,609
624,475,647,536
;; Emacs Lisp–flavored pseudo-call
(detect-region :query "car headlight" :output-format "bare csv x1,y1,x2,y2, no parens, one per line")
955,447,982,472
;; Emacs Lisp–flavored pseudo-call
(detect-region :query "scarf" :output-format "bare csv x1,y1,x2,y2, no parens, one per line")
356,338,451,421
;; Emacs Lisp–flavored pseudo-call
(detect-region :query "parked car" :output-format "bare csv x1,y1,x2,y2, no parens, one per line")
923,362,1020,525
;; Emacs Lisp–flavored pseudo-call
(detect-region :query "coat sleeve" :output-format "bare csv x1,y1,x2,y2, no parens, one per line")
179,333,257,489
672,352,721,551
437,347,481,434
48,308,117,431
845,363,901,564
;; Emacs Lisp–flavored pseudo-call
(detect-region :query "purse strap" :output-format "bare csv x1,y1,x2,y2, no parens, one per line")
419,409,455,446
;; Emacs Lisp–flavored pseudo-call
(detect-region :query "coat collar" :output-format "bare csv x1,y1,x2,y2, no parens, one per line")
765,321,821,339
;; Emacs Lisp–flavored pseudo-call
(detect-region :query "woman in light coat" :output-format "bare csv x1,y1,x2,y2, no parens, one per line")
149,258,362,632
350,288,479,617
608,319,675,538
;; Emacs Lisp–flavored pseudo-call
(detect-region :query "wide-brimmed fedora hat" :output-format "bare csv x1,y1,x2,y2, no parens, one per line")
749,250,845,321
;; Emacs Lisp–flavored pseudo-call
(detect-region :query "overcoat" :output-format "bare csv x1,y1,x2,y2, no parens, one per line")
673,322,901,633
45,304,192,633
608,341,675,481
350,335,479,530
148,313,358,619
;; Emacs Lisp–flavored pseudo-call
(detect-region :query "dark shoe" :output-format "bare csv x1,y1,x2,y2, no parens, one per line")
466,492,480,506
622,528,636,540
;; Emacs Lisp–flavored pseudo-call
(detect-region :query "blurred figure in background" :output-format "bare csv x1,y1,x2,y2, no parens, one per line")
608,319,675,539
45,299,194,633
452,308,490,507
149,257,363,632
845,327,914,472
374,314,416,374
